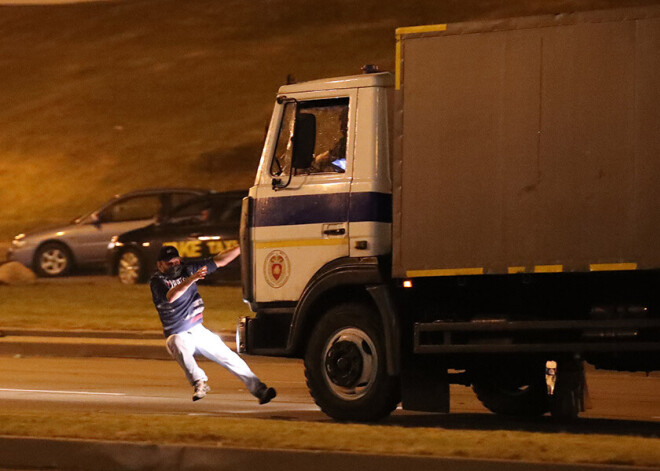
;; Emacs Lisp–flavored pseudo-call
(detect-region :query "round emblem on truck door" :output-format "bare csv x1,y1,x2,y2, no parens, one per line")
264,250,291,288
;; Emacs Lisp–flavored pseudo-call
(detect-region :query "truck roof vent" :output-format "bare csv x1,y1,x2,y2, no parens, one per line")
361,64,380,74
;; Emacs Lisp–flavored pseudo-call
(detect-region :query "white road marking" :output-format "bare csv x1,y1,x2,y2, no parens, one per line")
0,388,125,396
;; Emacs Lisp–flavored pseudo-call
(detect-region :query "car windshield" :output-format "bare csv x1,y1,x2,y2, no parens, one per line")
71,207,105,225
70,194,122,225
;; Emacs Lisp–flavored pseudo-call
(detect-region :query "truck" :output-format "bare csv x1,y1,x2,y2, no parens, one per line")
237,5,660,422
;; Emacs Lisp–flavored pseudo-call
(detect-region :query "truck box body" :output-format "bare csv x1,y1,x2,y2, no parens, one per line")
393,7,660,279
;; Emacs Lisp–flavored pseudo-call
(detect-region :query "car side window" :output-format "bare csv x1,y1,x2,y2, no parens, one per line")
213,198,243,224
167,199,211,225
170,192,201,209
158,192,203,220
99,195,161,223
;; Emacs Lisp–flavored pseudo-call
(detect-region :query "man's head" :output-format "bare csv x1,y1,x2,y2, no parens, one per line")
157,245,182,276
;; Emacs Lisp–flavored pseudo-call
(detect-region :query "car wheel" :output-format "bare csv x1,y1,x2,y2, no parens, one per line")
34,242,73,277
117,249,144,284
304,302,400,422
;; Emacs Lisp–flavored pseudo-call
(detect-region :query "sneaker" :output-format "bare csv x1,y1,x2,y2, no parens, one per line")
255,383,276,405
193,380,210,402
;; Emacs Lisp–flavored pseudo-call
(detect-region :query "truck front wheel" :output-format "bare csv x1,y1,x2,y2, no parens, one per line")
304,302,400,422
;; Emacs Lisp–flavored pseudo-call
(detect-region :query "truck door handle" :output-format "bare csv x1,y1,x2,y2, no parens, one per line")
323,228,346,236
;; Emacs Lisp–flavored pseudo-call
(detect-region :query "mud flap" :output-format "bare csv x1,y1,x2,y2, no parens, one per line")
401,358,449,413
550,358,589,420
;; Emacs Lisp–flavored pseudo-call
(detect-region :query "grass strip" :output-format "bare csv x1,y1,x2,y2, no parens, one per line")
0,410,659,467
0,281,248,333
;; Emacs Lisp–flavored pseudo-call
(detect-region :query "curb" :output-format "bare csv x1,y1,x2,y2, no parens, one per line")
0,329,236,360
0,436,655,471
0,328,164,339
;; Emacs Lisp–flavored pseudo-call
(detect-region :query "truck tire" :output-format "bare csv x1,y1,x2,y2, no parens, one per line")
304,302,400,422
472,361,549,417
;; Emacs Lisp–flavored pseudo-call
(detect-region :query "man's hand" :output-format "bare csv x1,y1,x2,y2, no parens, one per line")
190,266,207,282
315,150,331,166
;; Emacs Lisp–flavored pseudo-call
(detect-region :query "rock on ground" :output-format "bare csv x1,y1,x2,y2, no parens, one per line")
0,262,36,285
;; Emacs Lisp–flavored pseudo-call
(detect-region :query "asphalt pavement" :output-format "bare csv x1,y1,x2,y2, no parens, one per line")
0,328,658,471
0,327,181,360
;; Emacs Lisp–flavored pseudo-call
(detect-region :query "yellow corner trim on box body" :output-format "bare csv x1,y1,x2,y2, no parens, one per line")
255,239,346,249
395,24,447,90
590,263,638,272
395,24,448,36
534,265,563,273
406,267,484,277
508,266,526,274
395,38,402,90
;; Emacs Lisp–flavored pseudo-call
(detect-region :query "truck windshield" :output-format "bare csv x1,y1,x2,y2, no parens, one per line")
270,97,349,177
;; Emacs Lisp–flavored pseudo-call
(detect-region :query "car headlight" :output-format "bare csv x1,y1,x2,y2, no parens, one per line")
108,236,124,250
12,233,27,248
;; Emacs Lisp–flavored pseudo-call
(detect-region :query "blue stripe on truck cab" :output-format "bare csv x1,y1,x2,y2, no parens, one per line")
253,192,392,227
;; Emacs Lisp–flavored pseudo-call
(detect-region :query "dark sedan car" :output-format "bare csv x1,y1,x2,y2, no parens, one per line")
108,190,246,284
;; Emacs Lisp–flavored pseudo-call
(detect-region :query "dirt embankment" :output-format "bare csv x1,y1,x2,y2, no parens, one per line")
1,0,658,239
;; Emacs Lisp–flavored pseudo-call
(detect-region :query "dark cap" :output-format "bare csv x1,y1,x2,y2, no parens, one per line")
158,245,180,262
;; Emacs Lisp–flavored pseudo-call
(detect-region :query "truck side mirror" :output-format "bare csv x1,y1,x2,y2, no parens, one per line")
291,112,316,169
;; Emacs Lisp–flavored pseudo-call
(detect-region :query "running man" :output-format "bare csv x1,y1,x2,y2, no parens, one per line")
150,245,276,404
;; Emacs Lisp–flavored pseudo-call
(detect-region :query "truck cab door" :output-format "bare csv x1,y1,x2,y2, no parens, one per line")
250,91,356,302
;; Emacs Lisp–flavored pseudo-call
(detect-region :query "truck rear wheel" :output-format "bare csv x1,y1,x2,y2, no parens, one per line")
304,302,400,422
472,361,549,417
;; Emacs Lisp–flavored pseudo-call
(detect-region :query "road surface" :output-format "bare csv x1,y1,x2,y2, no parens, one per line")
1,354,658,435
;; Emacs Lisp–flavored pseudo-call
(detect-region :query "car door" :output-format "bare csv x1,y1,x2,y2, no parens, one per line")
71,194,162,263
251,91,355,302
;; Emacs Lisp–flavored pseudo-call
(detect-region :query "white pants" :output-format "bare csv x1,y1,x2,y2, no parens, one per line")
165,324,261,394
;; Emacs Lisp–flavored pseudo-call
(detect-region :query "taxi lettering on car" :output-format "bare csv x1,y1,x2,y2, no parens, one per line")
163,239,239,259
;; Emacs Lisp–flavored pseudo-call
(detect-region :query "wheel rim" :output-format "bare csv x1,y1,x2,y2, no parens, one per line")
322,327,378,401
118,252,141,284
39,248,68,275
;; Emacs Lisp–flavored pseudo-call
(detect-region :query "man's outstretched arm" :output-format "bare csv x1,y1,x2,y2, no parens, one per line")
213,245,240,268
166,266,207,303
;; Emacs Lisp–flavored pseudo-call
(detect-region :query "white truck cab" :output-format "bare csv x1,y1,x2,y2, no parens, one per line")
245,71,393,304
